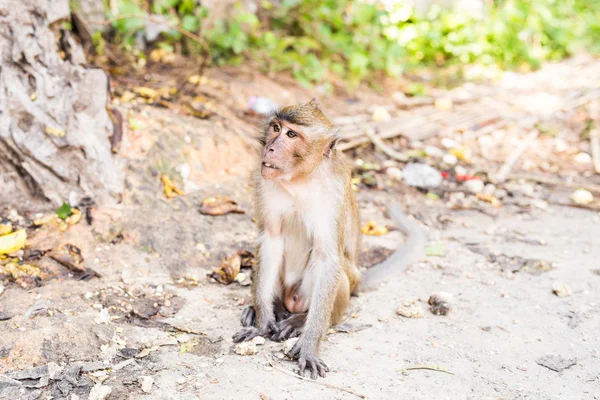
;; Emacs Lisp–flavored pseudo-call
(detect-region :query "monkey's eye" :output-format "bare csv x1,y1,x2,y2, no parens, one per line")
286,130,297,138
273,124,280,133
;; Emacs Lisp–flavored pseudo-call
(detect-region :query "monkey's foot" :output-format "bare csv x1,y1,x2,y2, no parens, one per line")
287,341,329,379
271,313,306,341
240,306,256,327
232,321,277,343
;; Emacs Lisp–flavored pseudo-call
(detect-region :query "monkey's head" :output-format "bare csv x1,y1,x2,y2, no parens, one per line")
259,99,340,180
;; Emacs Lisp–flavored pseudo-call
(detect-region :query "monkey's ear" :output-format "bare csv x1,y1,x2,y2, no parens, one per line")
324,132,341,158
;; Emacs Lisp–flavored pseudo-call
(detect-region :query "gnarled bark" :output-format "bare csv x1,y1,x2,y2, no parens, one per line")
0,0,123,208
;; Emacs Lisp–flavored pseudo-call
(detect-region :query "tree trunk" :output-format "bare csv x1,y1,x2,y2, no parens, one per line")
0,0,123,208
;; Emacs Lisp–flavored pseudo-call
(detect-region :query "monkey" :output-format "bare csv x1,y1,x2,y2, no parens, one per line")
232,99,426,379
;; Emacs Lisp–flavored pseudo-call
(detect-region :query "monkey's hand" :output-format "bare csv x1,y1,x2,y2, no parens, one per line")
271,313,306,342
232,320,277,343
287,339,329,379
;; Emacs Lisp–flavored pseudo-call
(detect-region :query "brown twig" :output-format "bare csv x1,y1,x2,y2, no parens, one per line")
492,129,539,184
364,128,409,162
264,354,367,399
398,365,455,375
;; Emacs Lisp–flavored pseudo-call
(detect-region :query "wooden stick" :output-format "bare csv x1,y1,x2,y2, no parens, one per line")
507,173,600,194
364,128,409,162
264,355,367,399
492,129,539,183
590,128,600,174
398,365,455,375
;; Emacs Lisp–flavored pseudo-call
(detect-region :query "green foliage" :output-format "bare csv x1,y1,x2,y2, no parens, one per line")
56,203,72,220
105,0,600,88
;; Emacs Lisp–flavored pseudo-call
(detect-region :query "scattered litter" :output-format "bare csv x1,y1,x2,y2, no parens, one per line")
425,243,445,257
442,153,458,166
56,202,72,220
402,163,442,189
449,146,472,162
385,167,403,181
536,355,577,373
361,220,388,236
139,376,154,393
199,196,244,216
94,308,111,324
570,189,593,205
25,300,52,319
396,299,424,319
0,229,26,254
428,292,453,316
161,175,185,199
552,282,572,297
50,244,85,273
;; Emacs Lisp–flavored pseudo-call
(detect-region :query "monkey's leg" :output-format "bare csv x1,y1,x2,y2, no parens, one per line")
330,272,350,326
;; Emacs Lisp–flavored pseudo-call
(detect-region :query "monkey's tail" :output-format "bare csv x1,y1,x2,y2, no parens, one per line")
357,202,426,292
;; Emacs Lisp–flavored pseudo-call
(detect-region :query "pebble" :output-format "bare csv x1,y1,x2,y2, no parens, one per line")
574,152,592,164
441,138,458,149
484,184,496,194
396,299,424,318
552,282,572,297
284,338,299,354
234,342,257,356
372,106,391,122
402,163,442,189
140,376,154,393
424,145,443,158
88,384,112,400
571,189,594,205
465,179,484,194
385,167,403,181
442,154,458,166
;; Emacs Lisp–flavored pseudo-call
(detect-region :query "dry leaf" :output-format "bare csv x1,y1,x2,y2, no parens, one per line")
133,87,159,100
209,254,241,284
238,250,256,269
476,192,502,207
0,229,26,254
361,220,388,236
161,175,185,199
396,299,424,318
199,196,244,216
50,243,85,273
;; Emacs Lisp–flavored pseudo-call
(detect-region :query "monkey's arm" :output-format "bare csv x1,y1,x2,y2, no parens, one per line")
357,201,426,292
233,232,284,342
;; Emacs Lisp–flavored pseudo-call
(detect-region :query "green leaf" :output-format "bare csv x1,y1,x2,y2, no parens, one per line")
181,15,199,32
425,243,445,257
56,203,72,220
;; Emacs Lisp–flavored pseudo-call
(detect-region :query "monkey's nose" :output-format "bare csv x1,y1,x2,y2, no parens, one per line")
268,148,274,152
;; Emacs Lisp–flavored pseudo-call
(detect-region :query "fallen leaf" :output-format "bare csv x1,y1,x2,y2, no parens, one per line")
199,196,244,216
361,220,388,236
161,175,185,199
0,229,26,254
133,86,159,100
209,254,241,284
45,127,66,137
56,202,72,220
476,192,502,207
179,341,198,355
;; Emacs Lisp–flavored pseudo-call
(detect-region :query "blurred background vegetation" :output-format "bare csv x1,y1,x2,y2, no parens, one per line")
80,0,600,90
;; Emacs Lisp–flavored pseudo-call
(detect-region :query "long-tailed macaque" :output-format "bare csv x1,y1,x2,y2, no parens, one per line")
232,100,425,379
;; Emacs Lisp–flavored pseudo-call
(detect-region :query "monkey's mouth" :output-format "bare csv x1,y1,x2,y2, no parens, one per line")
261,162,280,170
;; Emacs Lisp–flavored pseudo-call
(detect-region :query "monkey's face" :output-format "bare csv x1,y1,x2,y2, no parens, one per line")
260,119,312,180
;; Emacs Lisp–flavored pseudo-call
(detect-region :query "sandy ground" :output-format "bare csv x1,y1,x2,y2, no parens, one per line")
1,58,600,400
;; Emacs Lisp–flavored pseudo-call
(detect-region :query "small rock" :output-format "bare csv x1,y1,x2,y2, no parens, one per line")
552,282,572,297
434,98,453,111
571,189,594,205
385,167,403,181
372,106,391,122
396,300,424,318
465,179,484,194
284,337,299,354
251,336,266,346
494,188,508,199
484,184,496,194
47,362,64,380
441,138,458,149
536,355,577,372
112,359,136,371
428,292,453,316
139,376,154,393
402,163,442,189
119,348,138,359
94,309,110,324
424,145,443,158
442,154,458,166
234,342,257,356
88,384,112,400
574,152,592,164
0,375,22,390
0,311,13,321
